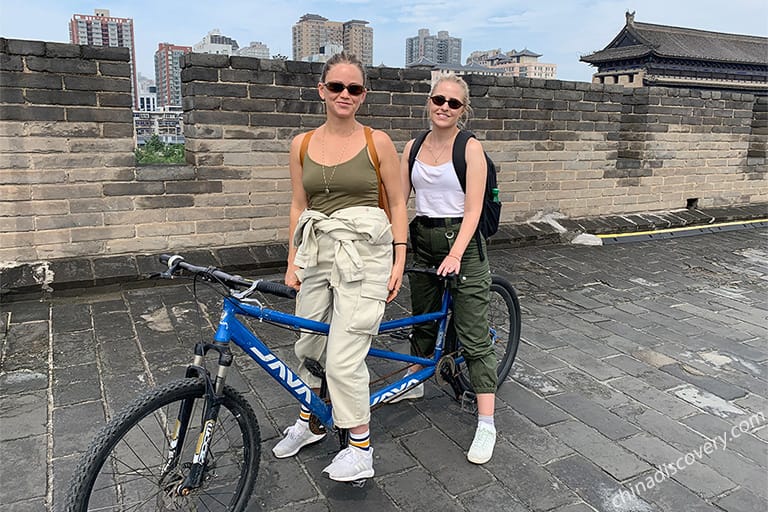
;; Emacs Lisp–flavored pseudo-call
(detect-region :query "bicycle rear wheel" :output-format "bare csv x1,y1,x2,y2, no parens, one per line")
452,275,521,392
65,378,260,512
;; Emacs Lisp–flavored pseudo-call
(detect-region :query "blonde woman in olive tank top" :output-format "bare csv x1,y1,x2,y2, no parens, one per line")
272,52,407,483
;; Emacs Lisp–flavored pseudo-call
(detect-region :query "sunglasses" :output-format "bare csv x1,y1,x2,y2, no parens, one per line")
430,95,464,109
323,81,366,96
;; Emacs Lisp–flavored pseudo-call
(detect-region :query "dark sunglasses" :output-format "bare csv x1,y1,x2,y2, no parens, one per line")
324,81,366,96
430,95,464,109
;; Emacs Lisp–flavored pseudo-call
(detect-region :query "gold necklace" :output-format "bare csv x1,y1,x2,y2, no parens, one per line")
426,132,454,164
320,125,357,194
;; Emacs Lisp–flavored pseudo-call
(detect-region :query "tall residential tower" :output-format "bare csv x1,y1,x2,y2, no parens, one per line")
69,9,138,108
292,14,373,65
405,29,461,67
154,43,191,108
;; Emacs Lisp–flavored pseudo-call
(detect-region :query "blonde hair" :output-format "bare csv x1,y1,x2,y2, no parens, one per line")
426,72,472,128
320,51,367,85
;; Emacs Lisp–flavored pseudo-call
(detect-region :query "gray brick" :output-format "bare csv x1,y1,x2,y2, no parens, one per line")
497,380,570,426
659,364,747,400
0,87,23,103
0,436,47,505
98,61,131,77
63,75,131,93
185,110,249,126
222,69,273,84
546,454,655,512
180,66,218,82
80,45,129,61
619,433,736,498
550,346,625,380
6,39,45,56
186,82,247,98
221,98,275,112
715,488,768,512
183,53,229,68
401,427,493,493
66,107,133,123
484,441,579,511
0,71,62,89
547,420,652,480
101,122,134,137
0,104,65,121
496,407,573,464
547,367,630,408
134,195,194,209
549,392,639,440
25,56,97,74
680,413,768,466
625,474,722,512
609,376,698,419
510,361,563,395
44,42,80,58
103,182,164,196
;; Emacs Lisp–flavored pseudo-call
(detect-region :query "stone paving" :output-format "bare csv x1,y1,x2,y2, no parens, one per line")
1,228,767,511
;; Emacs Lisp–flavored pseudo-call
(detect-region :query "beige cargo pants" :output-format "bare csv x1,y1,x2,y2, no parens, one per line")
292,206,393,428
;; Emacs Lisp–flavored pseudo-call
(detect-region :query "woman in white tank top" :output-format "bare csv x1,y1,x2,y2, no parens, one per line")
398,73,499,465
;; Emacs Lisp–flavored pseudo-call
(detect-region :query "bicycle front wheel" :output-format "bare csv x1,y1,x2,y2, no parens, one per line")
65,378,261,512
454,275,521,392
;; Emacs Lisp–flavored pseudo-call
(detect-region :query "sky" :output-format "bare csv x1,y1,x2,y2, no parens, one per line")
1,0,766,83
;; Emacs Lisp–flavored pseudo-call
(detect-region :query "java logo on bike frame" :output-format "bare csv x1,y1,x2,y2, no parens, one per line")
372,377,422,406
249,346,313,404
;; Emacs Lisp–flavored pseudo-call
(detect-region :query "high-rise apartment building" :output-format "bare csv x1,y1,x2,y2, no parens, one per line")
69,9,139,109
292,14,373,66
405,29,461,67
193,29,239,55
154,43,191,108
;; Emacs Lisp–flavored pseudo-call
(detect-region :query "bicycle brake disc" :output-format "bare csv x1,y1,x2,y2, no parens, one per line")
435,355,457,386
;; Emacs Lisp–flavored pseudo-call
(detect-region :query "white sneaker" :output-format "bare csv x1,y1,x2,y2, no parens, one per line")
322,446,375,482
272,419,326,459
467,422,496,464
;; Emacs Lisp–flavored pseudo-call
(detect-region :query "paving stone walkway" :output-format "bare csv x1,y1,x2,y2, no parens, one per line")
1,228,767,511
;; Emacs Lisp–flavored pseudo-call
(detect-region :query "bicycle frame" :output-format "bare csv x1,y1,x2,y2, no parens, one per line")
214,287,453,430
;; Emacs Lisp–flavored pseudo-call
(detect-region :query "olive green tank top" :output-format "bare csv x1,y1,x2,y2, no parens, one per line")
302,147,379,215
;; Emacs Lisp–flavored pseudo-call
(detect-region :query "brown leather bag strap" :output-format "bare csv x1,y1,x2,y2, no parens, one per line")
299,129,315,167
363,126,390,216
363,126,380,175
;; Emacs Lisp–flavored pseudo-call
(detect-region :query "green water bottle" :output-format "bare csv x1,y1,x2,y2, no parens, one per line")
491,187,500,203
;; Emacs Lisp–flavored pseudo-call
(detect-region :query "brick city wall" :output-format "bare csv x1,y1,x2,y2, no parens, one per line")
1,38,766,265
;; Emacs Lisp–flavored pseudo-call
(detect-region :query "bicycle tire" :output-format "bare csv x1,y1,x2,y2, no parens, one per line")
64,378,261,512
451,275,521,393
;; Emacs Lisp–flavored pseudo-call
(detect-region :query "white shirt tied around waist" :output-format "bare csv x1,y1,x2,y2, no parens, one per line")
412,159,465,217
293,206,392,283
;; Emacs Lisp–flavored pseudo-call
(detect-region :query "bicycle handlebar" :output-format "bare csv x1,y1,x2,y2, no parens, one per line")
158,254,297,300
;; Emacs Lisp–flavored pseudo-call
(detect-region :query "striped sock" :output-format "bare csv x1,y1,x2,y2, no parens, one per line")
349,430,371,451
298,405,311,425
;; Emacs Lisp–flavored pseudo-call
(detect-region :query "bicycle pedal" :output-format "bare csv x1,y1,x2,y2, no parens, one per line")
304,358,326,378
460,390,477,414
349,479,368,488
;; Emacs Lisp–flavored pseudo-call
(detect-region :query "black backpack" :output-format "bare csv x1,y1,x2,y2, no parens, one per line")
408,130,501,240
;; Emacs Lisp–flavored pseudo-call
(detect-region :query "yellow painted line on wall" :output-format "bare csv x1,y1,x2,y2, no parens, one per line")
596,218,768,239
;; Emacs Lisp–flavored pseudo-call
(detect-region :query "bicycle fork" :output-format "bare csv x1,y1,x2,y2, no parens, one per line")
166,341,233,497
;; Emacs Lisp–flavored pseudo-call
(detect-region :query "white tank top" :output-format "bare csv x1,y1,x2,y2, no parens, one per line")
412,158,465,217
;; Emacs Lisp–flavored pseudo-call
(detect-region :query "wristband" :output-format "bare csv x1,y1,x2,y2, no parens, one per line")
393,242,408,246
446,254,461,262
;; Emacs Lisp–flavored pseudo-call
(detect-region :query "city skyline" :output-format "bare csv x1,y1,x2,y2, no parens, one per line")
1,0,765,83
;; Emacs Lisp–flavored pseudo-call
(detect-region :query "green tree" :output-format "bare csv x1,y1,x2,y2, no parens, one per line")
135,135,185,164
